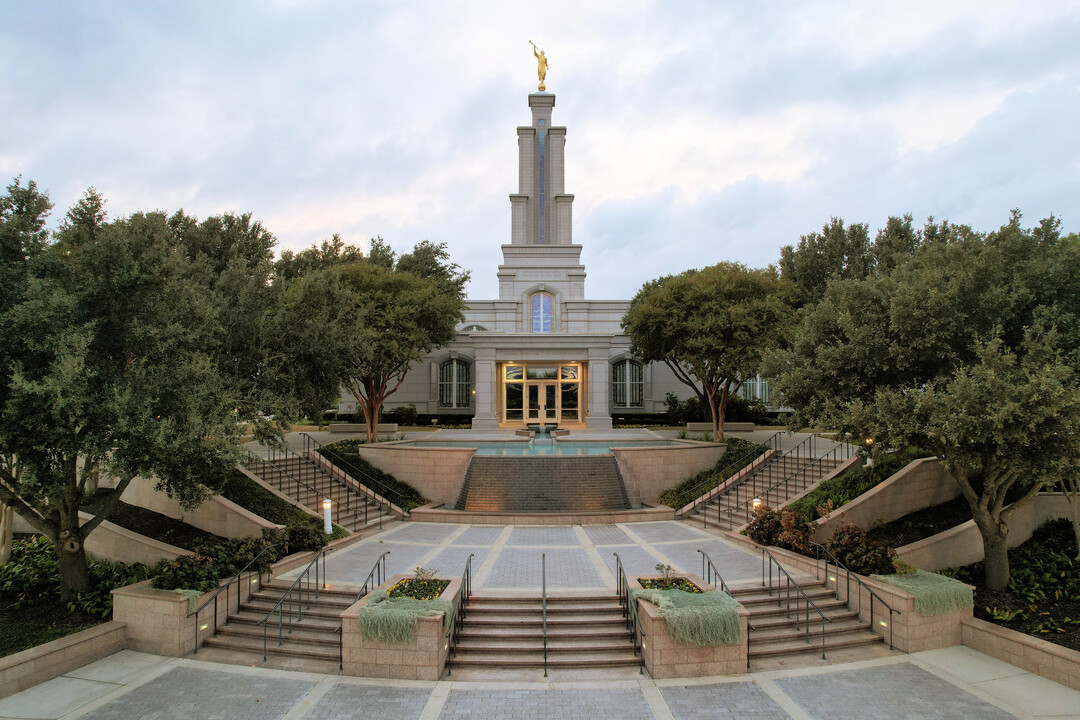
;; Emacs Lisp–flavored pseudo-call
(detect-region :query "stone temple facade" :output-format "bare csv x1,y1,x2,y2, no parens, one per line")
338,91,694,428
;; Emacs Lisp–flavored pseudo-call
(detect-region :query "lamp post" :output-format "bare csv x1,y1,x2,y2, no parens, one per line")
322,498,332,534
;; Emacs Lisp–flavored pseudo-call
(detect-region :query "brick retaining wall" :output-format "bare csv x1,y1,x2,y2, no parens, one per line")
0,622,126,700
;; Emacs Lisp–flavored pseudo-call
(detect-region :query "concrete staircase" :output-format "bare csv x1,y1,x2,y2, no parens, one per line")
245,455,394,533
732,579,884,663
455,456,631,513
686,453,847,531
198,579,351,671
449,595,640,670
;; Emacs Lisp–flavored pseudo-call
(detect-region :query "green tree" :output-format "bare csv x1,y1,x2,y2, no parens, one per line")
0,193,247,598
779,217,873,307
274,233,366,283
622,263,794,437
771,212,1080,590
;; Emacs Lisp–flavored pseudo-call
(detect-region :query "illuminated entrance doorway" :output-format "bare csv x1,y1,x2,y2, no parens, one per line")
502,363,582,424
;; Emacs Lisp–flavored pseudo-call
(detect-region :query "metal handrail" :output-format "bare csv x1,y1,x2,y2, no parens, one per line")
188,537,286,653
697,549,733,595
726,440,856,527
354,551,390,603
613,552,646,674
302,433,411,517
685,436,779,525
244,450,330,513
542,552,548,677
761,547,831,659
445,553,475,677
810,542,901,650
258,547,331,662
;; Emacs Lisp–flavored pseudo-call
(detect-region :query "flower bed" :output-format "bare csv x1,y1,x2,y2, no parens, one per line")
388,577,450,600
638,577,703,593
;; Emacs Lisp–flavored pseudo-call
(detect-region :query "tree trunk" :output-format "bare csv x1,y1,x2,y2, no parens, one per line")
56,508,89,602
706,388,720,438
0,503,13,564
978,520,1011,591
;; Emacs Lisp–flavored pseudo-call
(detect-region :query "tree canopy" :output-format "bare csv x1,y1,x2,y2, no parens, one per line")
621,262,794,436
770,211,1080,589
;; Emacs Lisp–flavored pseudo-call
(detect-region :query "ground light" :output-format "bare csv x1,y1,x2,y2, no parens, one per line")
322,498,332,534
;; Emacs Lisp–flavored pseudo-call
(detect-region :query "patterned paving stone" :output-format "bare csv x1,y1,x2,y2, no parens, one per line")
655,540,762,581
322,542,430,584
437,688,655,720
301,684,432,720
627,522,707,543
661,681,792,720
583,524,630,545
603,544,664,578
507,526,581,546
485,547,603,588
774,663,1019,720
425,546,490,576
81,666,315,720
453,525,504,545
386,524,460,544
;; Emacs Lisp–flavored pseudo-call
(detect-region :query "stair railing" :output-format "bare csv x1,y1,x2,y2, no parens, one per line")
445,553,475,677
613,552,646,674
725,440,857,528
354,550,391,603
697,549,733,595
719,434,817,526
301,433,411,522
542,552,548,677
188,536,286,654
258,547,331,662
687,434,781,528
810,542,900,650
244,450,330,517
761,547,831,660
273,443,368,530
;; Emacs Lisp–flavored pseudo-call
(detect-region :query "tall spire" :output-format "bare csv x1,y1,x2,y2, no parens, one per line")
509,93,573,246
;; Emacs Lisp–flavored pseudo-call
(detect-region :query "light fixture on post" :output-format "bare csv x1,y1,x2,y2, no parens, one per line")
322,498,332,534
865,438,875,467
752,498,762,511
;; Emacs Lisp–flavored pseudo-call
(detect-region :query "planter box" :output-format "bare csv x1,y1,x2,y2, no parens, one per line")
340,574,461,680
724,532,972,653
961,616,1080,692
631,573,749,678
0,621,126,700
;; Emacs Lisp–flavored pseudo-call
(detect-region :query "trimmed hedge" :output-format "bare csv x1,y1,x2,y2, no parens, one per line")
318,439,428,511
657,438,767,509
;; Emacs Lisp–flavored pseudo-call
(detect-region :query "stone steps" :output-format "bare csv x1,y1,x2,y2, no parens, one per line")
456,456,631,512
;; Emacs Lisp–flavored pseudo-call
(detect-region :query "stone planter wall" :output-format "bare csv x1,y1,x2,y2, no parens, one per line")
0,621,127,700
614,443,727,505
961,617,1080,692
12,512,190,565
724,533,972,653
631,573,749,678
339,574,461,680
675,451,777,517
111,573,258,657
124,475,281,539
356,445,475,506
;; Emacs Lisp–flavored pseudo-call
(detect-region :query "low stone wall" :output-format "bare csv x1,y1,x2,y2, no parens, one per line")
410,504,674,525
724,533,972,653
339,574,461,680
305,452,406,518
631,573,749,678
112,572,258,657
675,451,778,517
961,617,1080,692
329,423,399,434
897,493,1072,571
0,621,127,700
615,443,727,505
356,445,475,506
124,475,280,539
686,422,756,433
812,457,953,542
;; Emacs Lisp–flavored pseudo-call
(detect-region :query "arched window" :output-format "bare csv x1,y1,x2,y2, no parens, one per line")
461,324,487,332
531,292,553,333
612,360,644,408
439,359,472,408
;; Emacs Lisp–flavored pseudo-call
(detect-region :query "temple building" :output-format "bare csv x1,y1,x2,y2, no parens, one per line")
338,91,761,428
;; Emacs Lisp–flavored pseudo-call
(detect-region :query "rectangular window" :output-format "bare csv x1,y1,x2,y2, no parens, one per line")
439,361,455,407
629,361,644,407
561,383,578,420
505,365,524,381
505,382,524,420
560,365,578,380
612,361,626,407
526,366,557,380
455,362,471,407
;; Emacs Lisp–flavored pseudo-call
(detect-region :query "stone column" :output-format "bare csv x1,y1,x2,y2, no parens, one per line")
471,352,499,429
586,352,613,429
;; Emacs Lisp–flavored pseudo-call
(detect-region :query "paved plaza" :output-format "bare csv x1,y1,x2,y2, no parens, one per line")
288,520,765,593
3,646,1078,720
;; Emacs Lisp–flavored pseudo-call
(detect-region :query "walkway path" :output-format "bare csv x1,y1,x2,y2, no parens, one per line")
3,646,1077,720
280,521,764,593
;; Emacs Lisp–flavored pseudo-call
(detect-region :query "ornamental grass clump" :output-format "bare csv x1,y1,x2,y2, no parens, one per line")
872,569,974,616
631,588,742,646
356,589,453,644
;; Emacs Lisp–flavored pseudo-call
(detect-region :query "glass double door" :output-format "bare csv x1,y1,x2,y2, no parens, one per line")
525,381,558,423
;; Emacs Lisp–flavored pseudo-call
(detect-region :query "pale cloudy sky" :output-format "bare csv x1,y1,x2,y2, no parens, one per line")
2,1,1079,298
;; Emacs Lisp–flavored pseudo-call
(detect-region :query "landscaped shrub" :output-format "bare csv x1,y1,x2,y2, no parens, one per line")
356,589,453,643
318,439,428,511
788,447,933,522
873,570,974,616
657,437,767,509
631,588,742,645
152,528,286,593
825,524,895,576
745,505,783,547
381,404,418,426
777,508,813,553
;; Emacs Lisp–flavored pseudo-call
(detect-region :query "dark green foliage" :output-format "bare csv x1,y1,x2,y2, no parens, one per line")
218,469,347,545
152,529,286,592
825,524,896,576
318,439,428,511
657,438,767,509
380,404,418,426
726,396,770,425
788,448,933,522
778,508,813,553
745,506,783,547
